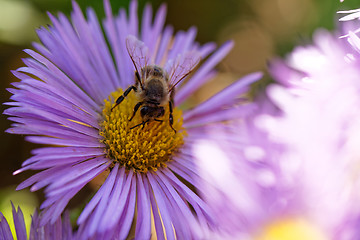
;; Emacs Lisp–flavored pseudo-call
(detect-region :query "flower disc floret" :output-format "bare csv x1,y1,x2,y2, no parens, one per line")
100,89,186,173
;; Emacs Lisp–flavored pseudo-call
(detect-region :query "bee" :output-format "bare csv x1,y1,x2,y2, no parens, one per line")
111,35,200,133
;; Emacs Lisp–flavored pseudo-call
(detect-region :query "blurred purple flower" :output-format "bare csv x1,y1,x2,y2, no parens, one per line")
4,0,261,238
0,203,72,240
338,9,360,22
262,30,360,239
194,28,360,240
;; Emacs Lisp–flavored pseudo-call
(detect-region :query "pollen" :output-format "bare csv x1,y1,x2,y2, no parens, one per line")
99,88,186,173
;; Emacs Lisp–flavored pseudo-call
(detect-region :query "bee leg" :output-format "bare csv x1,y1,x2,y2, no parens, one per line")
168,101,176,133
129,101,144,121
130,119,150,130
111,85,137,111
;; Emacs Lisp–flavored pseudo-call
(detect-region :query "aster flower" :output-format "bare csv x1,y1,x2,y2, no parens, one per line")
5,0,261,238
0,203,72,240
193,27,360,240
260,29,360,240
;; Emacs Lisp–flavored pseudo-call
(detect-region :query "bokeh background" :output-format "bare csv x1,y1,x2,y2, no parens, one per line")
0,0,359,234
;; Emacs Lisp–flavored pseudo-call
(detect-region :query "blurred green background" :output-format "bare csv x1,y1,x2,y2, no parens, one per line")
0,0,359,234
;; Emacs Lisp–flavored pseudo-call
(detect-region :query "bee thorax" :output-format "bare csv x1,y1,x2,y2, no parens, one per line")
143,78,168,104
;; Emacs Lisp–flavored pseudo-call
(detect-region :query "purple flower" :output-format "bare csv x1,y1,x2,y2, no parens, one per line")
339,8,360,22
0,203,72,240
4,0,261,238
264,30,360,240
194,27,360,240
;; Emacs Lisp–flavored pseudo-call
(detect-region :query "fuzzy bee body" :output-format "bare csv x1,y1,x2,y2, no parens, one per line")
139,66,169,106
111,35,200,133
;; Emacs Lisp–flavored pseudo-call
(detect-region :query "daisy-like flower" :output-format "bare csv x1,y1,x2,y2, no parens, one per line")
194,28,360,240
5,0,262,238
0,203,72,240
260,30,360,240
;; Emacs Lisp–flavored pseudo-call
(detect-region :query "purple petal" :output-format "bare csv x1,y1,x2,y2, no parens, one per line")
15,166,68,190
17,157,109,192
103,1,133,88
141,3,152,42
44,157,109,191
162,169,215,227
5,98,98,138
100,170,134,232
10,78,100,128
45,13,107,103
77,179,109,224
80,165,119,237
167,161,198,188
175,41,234,104
145,3,167,57
29,211,39,240
97,167,125,231
129,0,139,37
147,173,175,240
46,163,109,197
25,136,104,147
198,42,217,58
146,176,165,240
135,174,151,239
40,187,84,225
153,173,194,239
168,27,197,61
87,8,120,89
183,104,256,128
155,25,174,65
23,147,104,167
71,1,117,93
103,0,126,88
117,175,136,239
183,72,262,120
0,212,14,240
21,50,101,113
61,211,73,240
11,204,27,240
6,117,99,141
31,146,101,155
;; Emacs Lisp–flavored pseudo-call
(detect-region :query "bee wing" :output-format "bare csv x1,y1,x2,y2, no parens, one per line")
166,51,201,92
126,35,150,85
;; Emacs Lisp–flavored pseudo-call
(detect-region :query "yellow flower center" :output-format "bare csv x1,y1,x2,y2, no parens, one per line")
99,88,186,173
255,218,329,240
